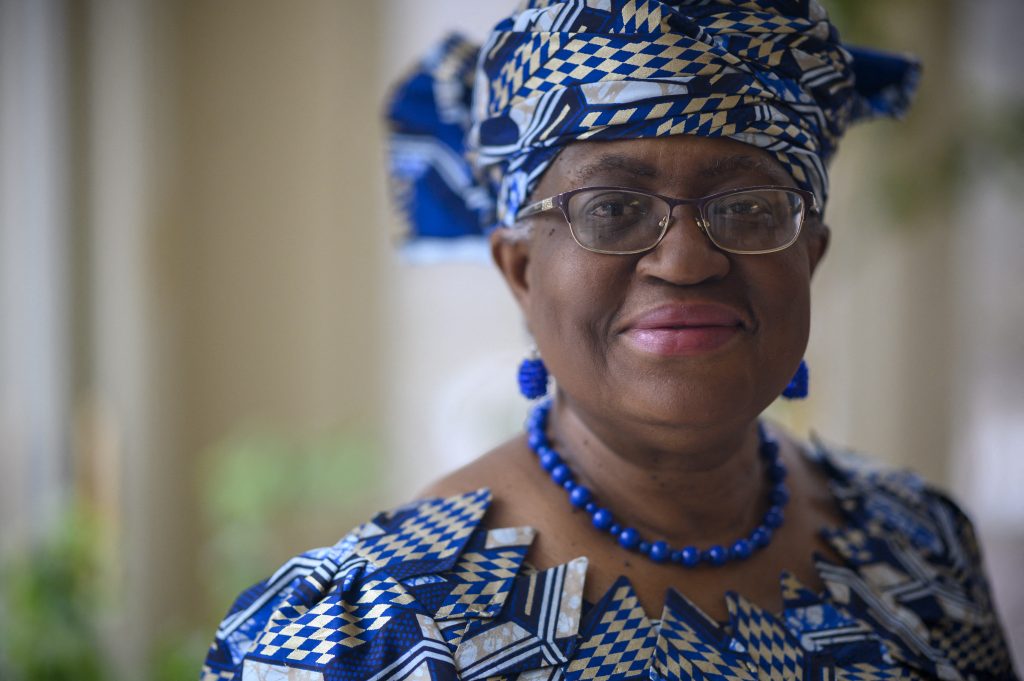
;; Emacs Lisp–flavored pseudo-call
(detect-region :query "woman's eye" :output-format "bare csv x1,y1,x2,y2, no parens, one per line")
591,201,624,217
723,198,768,215
586,195,645,219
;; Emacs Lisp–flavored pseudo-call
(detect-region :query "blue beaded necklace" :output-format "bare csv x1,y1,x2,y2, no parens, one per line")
526,398,789,567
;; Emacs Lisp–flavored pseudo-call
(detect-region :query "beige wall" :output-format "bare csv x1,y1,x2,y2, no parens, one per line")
176,0,386,441
75,0,389,672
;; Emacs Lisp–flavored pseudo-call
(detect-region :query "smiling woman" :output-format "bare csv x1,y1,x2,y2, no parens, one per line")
199,2,1018,680
499,137,826,439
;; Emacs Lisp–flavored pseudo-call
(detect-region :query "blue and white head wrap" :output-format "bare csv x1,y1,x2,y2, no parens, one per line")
387,0,919,248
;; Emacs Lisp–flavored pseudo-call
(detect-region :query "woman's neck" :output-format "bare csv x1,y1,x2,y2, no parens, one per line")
547,392,769,547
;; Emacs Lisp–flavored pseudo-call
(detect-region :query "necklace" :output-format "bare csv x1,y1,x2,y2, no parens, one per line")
525,398,789,567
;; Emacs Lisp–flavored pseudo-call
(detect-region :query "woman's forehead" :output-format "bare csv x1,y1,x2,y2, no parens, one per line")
540,136,795,192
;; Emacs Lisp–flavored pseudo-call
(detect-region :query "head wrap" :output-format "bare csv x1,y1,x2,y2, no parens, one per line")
387,0,919,249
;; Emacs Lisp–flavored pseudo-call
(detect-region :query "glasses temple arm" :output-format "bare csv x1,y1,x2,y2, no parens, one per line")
517,196,555,220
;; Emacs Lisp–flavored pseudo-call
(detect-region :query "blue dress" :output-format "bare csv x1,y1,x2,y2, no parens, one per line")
200,441,1018,681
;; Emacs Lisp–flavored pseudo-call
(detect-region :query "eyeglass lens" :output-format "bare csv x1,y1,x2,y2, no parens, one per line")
565,188,804,254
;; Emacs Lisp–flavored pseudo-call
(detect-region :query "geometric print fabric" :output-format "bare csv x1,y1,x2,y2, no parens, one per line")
201,449,1019,681
430,524,535,623
566,576,655,681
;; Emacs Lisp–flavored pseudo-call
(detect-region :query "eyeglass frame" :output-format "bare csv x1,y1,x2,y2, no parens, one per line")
516,184,821,256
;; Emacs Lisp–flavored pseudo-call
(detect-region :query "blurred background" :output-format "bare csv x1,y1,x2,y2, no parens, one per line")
1,0,1021,678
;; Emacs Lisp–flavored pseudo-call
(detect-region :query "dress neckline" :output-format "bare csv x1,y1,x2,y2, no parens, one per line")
376,435,983,680
513,431,850,625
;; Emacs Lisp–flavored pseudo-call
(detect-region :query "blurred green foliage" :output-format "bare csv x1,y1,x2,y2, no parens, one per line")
0,508,105,681
826,0,1024,228
0,428,381,681
201,428,382,618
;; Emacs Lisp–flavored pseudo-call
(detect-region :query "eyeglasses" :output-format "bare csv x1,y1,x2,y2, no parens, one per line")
517,185,819,255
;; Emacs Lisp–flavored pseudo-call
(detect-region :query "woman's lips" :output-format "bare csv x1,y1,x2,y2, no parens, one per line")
621,303,745,356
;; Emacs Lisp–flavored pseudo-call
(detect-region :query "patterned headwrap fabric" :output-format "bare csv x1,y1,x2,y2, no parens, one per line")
387,0,919,246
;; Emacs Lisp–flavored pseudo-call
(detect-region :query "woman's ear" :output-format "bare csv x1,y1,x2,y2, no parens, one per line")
490,228,533,310
808,221,830,277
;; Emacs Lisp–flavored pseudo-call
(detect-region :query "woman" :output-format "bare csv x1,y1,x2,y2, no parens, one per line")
201,2,1018,679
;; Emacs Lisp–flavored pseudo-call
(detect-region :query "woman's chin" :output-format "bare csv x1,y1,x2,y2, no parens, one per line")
596,375,762,432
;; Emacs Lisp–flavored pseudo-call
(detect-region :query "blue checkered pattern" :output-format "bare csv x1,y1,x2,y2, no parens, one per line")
200,445,1018,681
655,591,756,681
565,576,655,681
250,572,417,667
726,592,805,680
387,0,921,245
358,488,490,579
435,549,524,619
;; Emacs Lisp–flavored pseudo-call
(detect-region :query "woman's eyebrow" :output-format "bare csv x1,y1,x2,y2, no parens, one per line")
572,152,792,185
702,154,791,184
573,155,659,182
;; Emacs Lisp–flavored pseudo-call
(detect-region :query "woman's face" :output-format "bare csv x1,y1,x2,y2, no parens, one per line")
494,135,829,433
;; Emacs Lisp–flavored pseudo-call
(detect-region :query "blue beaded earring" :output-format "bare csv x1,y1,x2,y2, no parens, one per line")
517,349,549,400
781,359,809,399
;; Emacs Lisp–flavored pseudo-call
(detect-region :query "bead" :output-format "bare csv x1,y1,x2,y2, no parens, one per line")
562,479,576,491
591,508,612,530
527,431,545,451
584,502,597,514
751,526,772,548
770,485,790,505
650,541,670,562
670,550,682,563
551,464,571,484
730,538,753,560
767,462,787,483
618,527,640,550
679,546,701,567
760,438,780,459
569,486,592,508
703,545,727,566
638,541,651,555
608,524,622,537
539,450,561,472
764,507,784,529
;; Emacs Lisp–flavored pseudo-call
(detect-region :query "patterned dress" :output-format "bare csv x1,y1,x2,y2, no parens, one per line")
200,442,1018,681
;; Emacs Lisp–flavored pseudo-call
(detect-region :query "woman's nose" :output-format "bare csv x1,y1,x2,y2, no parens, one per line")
636,206,731,285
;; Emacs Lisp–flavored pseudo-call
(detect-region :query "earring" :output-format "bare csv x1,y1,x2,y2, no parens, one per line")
781,359,809,399
517,348,549,400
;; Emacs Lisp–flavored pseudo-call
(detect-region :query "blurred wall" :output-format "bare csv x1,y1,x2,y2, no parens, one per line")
71,0,390,674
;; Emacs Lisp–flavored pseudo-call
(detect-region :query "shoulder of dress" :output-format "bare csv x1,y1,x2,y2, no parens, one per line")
807,437,1021,680
806,433,990,565
208,487,498,629
201,487,565,680
808,433,1001,594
